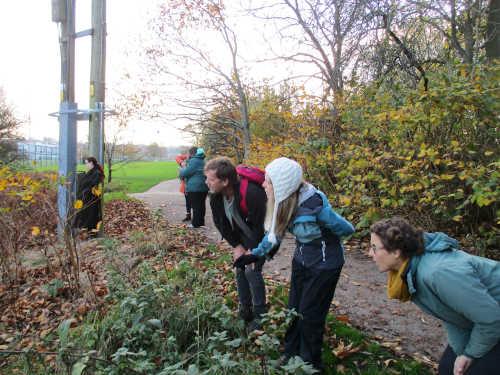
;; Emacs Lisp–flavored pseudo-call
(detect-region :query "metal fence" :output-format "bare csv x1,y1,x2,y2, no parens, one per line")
13,142,176,168
16,142,60,168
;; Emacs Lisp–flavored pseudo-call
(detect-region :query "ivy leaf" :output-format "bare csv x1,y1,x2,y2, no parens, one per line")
147,319,162,329
225,338,242,348
71,357,88,375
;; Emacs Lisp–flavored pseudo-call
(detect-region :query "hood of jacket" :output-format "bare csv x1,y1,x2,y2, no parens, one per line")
192,153,205,160
423,232,460,252
298,183,317,206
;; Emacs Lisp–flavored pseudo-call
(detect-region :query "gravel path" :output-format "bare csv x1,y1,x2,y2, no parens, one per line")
131,179,447,363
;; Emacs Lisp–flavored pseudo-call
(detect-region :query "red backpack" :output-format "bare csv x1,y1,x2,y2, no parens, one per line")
236,164,265,216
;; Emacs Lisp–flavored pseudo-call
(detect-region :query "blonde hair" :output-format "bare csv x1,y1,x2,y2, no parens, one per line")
264,189,299,238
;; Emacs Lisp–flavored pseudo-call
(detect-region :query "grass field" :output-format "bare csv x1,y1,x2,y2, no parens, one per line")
106,161,178,192
31,161,179,201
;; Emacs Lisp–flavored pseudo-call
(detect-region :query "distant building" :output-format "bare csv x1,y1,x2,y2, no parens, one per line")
17,140,59,162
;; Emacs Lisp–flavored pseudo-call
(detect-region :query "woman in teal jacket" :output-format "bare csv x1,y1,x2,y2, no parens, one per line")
179,147,208,228
235,157,355,371
369,217,500,375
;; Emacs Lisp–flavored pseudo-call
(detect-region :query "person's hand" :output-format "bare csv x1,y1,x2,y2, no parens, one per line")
233,245,246,261
233,254,259,269
454,355,472,375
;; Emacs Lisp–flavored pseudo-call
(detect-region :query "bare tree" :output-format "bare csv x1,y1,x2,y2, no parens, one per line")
485,0,500,61
382,13,430,90
354,1,448,87
0,88,22,163
105,89,147,182
249,0,371,103
410,0,491,64
145,1,253,159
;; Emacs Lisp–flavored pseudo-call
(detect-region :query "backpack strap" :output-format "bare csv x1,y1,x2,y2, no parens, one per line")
239,178,249,217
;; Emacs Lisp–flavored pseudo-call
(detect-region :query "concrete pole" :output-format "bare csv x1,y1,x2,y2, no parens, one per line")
54,0,78,237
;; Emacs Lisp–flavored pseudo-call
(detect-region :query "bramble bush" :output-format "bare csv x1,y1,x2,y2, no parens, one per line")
248,63,499,258
0,165,58,285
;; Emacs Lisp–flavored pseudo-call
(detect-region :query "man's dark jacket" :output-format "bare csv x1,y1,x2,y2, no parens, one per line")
210,181,267,250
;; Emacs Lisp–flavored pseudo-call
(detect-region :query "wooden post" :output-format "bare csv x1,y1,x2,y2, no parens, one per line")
88,0,106,161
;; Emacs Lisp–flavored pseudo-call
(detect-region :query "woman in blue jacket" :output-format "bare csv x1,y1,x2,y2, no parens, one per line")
179,147,209,228
235,157,355,371
369,217,500,375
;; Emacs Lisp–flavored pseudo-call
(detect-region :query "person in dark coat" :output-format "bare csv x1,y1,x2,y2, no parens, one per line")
204,157,268,330
74,156,104,233
179,147,209,228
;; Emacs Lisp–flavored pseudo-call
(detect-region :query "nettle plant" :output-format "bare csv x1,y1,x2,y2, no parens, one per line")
58,259,319,375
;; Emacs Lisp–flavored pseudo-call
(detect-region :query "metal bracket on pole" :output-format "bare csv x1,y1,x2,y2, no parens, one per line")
75,28,93,38
49,107,116,122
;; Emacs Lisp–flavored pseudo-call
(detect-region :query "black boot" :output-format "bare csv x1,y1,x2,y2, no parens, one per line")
182,213,191,222
248,304,267,331
238,305,254,323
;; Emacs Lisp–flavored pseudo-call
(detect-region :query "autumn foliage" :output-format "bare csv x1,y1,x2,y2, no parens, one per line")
0,166,58,285
244,64,499,257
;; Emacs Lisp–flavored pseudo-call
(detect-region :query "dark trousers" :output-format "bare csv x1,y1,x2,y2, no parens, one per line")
187,191,207,227
439,342,500,375
284,259,342,370
235,257,267,319
184,193,191,214
74,191,102,231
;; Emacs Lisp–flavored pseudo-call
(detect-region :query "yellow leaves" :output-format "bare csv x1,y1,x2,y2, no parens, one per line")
400,183,424,193
31,226,41,236
418,143,439,159
439,174,455,181
452,215,463,222
339,196,351,206
74,200,83,209
381,198,392,208
417,145,427,158
472,193,495,207
373,112,389,122
48,173,58,183
0,166,50,209
484,151,494,157
92,185,102,197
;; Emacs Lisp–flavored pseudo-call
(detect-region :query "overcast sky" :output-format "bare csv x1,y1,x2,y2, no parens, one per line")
0,0,190,146
0,1,323,147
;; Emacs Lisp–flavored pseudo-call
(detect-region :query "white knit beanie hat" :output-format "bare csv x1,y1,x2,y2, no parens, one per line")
265,157,303,244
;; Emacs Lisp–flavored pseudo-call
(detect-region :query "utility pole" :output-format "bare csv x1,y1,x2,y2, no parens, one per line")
88,0,106,163
89,0,106,236
52,0,77,237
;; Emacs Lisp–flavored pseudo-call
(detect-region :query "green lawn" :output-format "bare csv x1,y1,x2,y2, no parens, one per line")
31,161,179,201
105,161,178,193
